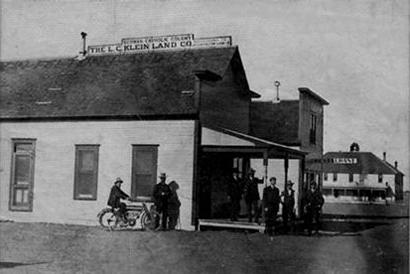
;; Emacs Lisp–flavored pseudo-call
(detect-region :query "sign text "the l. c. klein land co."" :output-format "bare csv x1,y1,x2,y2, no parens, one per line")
87,34,232,56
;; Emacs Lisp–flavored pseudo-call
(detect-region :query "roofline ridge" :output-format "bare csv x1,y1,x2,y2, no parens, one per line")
1,45,239,68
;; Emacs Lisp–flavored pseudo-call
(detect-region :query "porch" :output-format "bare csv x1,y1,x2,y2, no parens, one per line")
194,126,307,225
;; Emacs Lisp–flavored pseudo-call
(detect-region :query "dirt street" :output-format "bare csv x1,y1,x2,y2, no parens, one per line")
0,219,408,274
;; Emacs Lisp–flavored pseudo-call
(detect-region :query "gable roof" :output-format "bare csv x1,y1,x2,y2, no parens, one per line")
298,87,329,105
315,152,403,175
249,100,300,145
0,46,251,120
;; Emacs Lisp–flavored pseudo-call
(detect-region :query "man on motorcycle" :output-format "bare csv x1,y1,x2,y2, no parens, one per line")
107,177,130,224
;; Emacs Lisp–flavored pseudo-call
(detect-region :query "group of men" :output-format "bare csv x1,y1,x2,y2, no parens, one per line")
227,168,325,237
107,173,181,230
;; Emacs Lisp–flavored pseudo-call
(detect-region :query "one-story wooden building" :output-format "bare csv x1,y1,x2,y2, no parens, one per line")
0,42,307,230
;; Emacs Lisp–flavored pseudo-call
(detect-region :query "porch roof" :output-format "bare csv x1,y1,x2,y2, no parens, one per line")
201,126,307,159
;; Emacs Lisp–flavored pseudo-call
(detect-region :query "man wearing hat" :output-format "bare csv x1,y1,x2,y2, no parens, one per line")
107,177,130,224
227,168,243,221
303,181,324,236
263,177,281,239
281,180,296,233
152,173,171,230
243,168,262,223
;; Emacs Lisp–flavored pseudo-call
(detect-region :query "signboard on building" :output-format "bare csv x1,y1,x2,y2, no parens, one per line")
332,158,358,164
87,34,232,56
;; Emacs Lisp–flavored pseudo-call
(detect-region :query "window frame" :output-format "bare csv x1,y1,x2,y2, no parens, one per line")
309,113,317,145
333,172,338,182
349,173,354,183
131,145,159,201
359,173,367,183
378,174,383,183
73,144,100,201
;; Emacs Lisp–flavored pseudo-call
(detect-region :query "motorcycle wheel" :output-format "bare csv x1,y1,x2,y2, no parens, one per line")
98,208,118,230
140,211,160,231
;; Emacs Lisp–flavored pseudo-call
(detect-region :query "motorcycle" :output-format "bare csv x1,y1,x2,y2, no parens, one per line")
97,200,159,231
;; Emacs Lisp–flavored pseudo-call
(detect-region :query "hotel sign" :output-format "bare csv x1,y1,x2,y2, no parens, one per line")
333,158,358,164
88,34,232,56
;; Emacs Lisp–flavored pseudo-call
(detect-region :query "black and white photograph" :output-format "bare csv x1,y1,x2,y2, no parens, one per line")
0,0,408,273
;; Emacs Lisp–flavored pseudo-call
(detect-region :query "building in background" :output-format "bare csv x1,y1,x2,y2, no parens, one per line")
313,146,404,203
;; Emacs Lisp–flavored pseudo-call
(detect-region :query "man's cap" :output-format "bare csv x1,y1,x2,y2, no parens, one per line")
114,177,123,184
159,173,167,179
269,177,277,181
286,180,294,186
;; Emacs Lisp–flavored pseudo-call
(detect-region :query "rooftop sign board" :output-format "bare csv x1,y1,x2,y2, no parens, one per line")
332,158,358,164
88,34,232,56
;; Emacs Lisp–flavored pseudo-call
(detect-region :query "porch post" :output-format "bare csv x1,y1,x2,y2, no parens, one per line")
263,149,269,187
298,156,306,217
284,153,289,192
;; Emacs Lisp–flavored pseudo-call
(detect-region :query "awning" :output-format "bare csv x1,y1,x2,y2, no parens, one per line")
201,126,307,159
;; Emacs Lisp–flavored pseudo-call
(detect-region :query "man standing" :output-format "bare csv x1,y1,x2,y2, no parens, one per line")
227,168,242,221
303,181,324,236
243,169,262,223
385,182,394,205
281,180,296,233
107,177,130,224
167,181,181,230
263,177,280,239
152,173,171,230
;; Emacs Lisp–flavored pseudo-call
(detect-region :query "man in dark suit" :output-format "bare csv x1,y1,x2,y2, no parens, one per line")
303,181,324,236
263,177,280,239
243,169,262,223
152,173,171,230
281,180,296,233
107,177,130,223
227,168,243,221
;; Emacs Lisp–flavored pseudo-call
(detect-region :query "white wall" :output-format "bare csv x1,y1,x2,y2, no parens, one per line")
201,127,254,146
323,173,395,191
0,120,196,230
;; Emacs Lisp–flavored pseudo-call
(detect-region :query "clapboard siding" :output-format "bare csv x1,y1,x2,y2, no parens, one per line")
200,63,250,133
299,92,325,160
0,120,196,230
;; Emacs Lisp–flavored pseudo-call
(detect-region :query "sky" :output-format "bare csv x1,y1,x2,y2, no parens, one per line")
1,0,409,188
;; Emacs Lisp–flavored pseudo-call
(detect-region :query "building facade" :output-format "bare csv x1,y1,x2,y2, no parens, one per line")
249,88,329,213
0,40,305,229
312,150,404,203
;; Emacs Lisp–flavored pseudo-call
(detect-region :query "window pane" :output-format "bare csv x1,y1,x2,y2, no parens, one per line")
74,146,99,200
15,155,31,184
135,151,153,174
78,173,94,195
15,143,33,152
80,151,95,171
135,174,154,197
132,146,158,199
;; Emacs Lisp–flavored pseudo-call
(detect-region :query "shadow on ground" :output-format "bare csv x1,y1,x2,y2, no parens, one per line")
200,220,392,235
0,261,48,269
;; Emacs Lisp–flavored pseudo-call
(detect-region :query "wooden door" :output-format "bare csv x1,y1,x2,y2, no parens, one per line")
10,140,36,211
